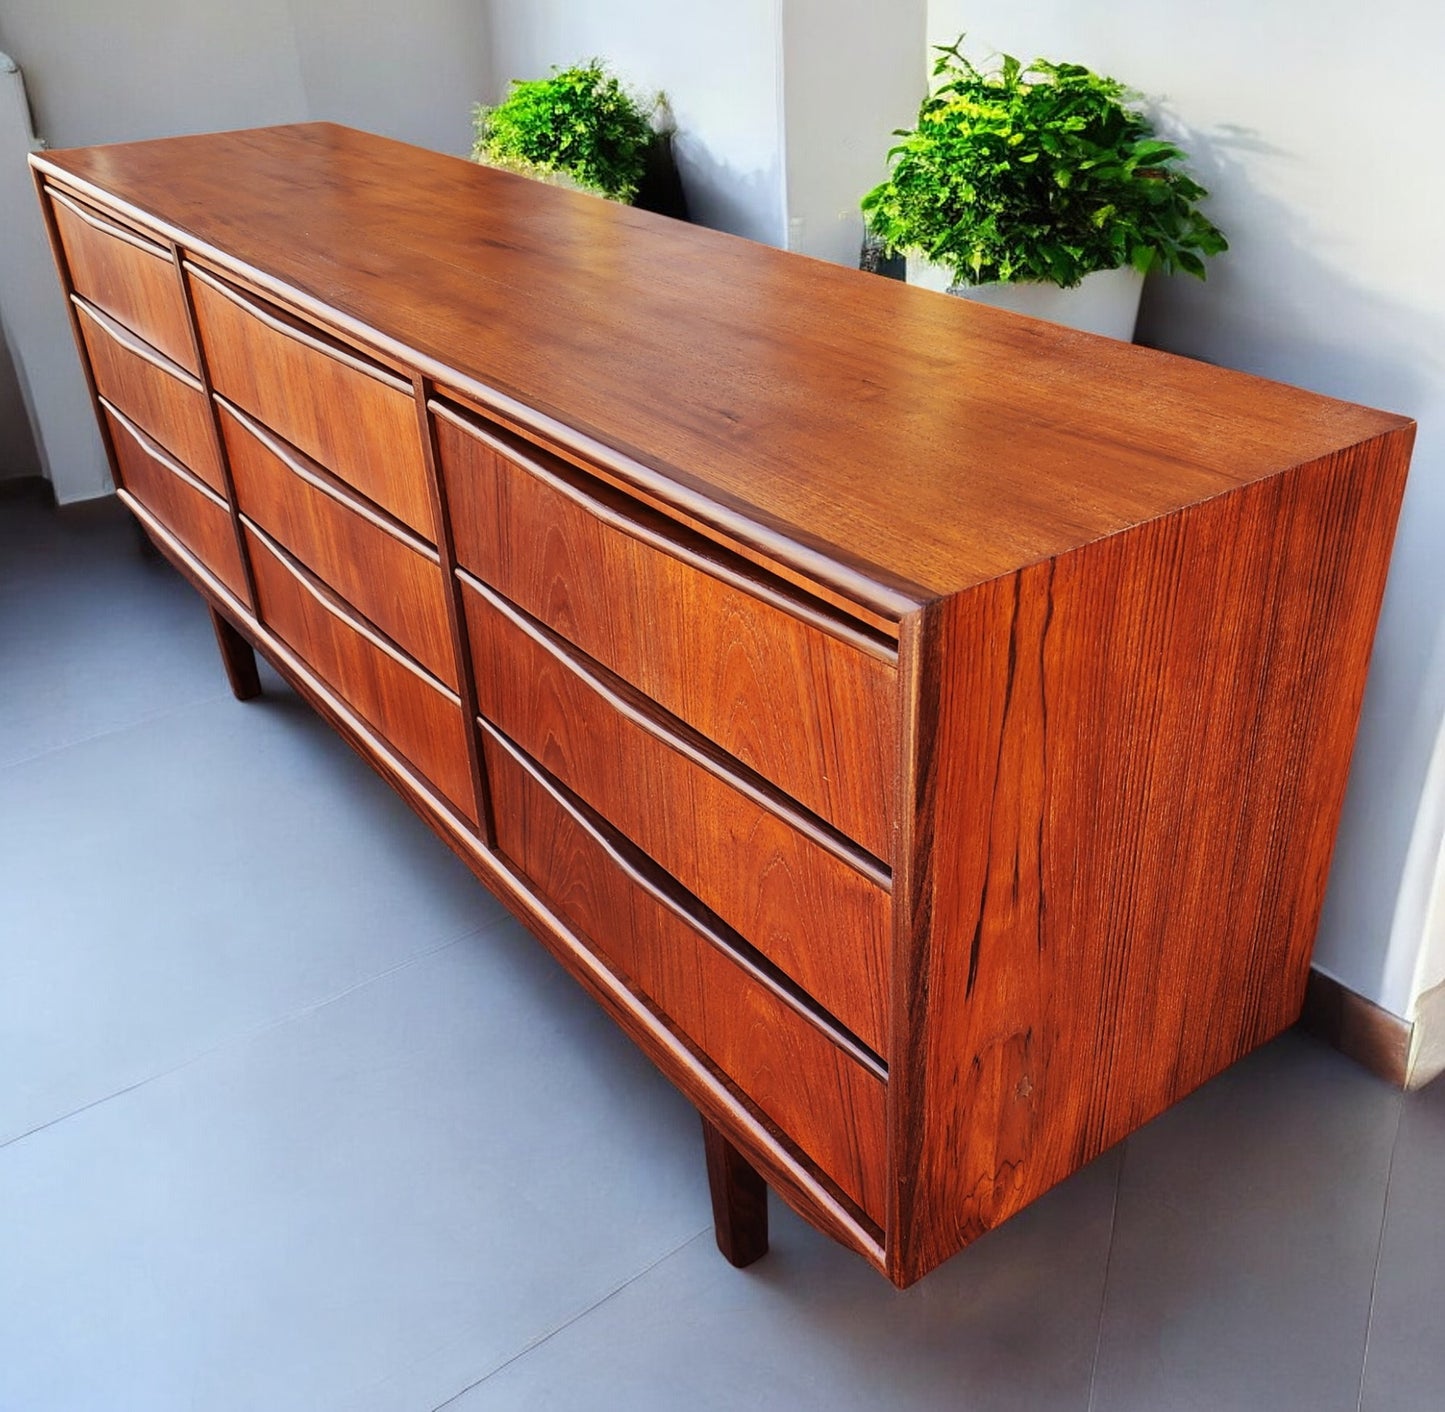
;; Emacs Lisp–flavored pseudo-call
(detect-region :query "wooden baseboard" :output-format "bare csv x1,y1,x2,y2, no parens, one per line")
1297,969,1413,1088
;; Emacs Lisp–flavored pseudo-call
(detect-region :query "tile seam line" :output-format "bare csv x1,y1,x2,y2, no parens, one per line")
0,684,234,775
1085,1140,1127,1412
0,924,492,1152
429,1228,715,1410
1355,1093,1408,1412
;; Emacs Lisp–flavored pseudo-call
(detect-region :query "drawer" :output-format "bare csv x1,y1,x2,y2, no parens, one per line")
484,722,888,1222
101,400,246,601
434,399,899,863
189,264,435,540
461,573,892,1056
48,185,198,375
243,521,476,823
219,400,458,690
76,297,224,495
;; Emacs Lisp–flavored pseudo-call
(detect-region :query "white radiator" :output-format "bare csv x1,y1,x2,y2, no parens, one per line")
0,52,44,153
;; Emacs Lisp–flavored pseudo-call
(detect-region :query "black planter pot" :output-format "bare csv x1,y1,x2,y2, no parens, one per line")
633,132,689,222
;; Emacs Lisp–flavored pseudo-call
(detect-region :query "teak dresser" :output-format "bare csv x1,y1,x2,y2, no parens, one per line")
31,124,1414,1287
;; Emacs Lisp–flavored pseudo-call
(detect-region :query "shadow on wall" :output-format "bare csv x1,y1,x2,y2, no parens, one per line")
668,132,783,249
0,310,43,482
1138,114,1445,1008
1135,117,1432,408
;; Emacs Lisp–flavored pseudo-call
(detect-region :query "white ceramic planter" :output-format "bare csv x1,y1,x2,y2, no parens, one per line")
905,255,1146,342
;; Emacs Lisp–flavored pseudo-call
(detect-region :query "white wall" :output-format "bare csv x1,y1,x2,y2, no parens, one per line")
0,1,491,502
781,0,924,265
287,0,488,158
0,2,307,150
485,0,787,246
927,0,1445,1020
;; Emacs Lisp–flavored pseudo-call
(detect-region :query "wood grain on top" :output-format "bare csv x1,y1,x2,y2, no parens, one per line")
33,124,1409,616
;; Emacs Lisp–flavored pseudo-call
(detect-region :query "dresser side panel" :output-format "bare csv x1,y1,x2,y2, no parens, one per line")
889,428,1413,1285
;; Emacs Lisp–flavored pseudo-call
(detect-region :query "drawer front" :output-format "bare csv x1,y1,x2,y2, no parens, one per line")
219,401,458,690
189,265,435,540
484,724,888,1222
243,523,476,822
462,573,891,1055
76,298,224,495
48,186,198,375
101,400,245,600
435,401,899,864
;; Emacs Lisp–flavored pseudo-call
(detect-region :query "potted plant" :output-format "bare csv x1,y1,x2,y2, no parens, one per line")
861,38,1227,339
472,61,687,217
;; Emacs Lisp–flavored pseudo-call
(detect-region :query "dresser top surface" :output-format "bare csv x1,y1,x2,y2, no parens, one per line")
35,123,1410,614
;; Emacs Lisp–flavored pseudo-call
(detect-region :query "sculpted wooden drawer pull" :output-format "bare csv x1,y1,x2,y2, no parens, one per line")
218,398,458,690
190,264,411,390
436,404,888,656
47,183,169,257
73,292,200,384
461,568,893,1055
187,263,435,541
46,184,199,376
435,396,900,864
99,398,246,602
483,720,889,1222
74,296,224,495
243,520,476,823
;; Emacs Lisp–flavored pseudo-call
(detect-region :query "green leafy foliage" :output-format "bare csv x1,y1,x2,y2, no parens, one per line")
861,38,1228,287
473,61,657,204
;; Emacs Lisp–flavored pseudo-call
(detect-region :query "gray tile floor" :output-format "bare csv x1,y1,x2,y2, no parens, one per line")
1,485,1440,1412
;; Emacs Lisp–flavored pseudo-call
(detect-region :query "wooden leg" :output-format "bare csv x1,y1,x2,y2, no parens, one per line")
209,606,262,701
701,1114,769,1268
